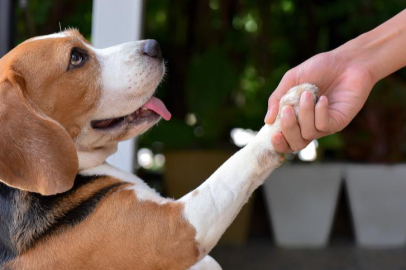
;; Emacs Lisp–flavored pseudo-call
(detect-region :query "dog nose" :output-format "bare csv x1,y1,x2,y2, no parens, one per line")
142,40,162,60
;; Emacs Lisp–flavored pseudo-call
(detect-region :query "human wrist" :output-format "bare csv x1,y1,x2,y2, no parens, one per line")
334,10,406,84
356,28,405,83
329,40,377,87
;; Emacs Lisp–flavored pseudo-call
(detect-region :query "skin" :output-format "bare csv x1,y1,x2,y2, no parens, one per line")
265,9,406,153
0,28,318,269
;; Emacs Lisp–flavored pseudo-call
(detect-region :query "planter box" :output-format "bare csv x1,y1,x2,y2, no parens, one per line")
346,165,406,247
263,164,342,248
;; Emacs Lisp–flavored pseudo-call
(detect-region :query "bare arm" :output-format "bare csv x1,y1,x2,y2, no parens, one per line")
265,9,406,152
351,9,406,82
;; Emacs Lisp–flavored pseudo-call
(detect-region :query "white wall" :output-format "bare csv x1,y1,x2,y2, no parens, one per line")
92,0,145,173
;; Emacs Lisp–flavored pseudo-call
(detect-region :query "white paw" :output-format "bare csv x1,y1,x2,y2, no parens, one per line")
188,256,222,270
276,83,319,125
253,83,319,167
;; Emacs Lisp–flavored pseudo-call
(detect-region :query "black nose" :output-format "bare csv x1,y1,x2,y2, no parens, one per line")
142,40,162,60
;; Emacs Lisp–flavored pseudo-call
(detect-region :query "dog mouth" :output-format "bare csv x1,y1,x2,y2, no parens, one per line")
91,97,171,130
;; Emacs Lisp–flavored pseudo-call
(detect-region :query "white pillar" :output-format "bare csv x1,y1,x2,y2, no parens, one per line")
92,0,145,173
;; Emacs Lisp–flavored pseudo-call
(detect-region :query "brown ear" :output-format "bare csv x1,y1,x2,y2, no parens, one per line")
0,76,78,195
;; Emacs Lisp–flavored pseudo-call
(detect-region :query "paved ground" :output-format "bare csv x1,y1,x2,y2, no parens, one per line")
211,239,406,270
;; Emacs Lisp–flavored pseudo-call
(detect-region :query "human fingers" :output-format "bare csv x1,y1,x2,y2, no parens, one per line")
280,105,311,151
271,132,293,153
314,96,332,133
298,91,319,140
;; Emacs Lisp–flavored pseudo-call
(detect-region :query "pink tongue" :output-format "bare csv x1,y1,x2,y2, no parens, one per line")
142,97,172,121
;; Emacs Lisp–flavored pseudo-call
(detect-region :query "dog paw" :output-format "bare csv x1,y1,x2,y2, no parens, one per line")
254,83,318,153
276,83,319,123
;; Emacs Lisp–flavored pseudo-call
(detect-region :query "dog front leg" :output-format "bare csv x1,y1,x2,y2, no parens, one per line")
187,256,222,270
178,84,318,259
179,124,282,257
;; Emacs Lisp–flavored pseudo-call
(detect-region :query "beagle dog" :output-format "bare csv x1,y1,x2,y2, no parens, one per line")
0,30,318,270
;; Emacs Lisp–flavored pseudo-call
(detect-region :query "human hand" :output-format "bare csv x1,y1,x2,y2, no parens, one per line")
265,50,376,153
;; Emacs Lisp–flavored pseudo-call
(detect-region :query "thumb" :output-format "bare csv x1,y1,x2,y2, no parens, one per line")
265,70,297,124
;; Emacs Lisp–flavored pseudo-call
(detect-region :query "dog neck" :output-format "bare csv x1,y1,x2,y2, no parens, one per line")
77,144,118,171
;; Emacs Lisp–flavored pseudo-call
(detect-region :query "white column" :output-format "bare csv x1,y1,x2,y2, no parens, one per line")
92,0,145,173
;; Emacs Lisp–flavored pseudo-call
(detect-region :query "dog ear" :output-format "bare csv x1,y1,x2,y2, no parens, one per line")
0,74,78,195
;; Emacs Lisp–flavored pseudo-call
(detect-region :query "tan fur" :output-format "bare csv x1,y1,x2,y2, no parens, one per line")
0,31,200,269
12,177,125,254
8,180,198,270
0,76,78,195
2,30,101,138
0,31,101,195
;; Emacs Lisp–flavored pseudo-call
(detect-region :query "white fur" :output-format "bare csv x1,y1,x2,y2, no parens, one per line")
188,256,222,270
80,163,171,204
78,83,317,269
88,42,165,120
24,31,166,171
14,30,322,269
75,39,165,170
45,30,318,268
28,32,68,41
77,145,117,171
179,84,318,258
29,32,165,126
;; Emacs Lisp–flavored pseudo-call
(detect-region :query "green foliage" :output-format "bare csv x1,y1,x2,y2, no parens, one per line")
141,0,406,162
15,0,93,43
141,119,196,150
14,0,406,161
186,47,238,144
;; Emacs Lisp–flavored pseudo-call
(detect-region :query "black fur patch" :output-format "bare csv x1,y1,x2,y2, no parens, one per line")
0,183,16,267
0,174,121,268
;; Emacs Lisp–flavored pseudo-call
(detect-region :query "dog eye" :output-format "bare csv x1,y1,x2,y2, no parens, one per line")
71,51,83,66
68,48,87,70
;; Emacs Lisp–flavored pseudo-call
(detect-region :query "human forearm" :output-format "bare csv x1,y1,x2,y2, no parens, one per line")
266,9,406,153
334,9,406,84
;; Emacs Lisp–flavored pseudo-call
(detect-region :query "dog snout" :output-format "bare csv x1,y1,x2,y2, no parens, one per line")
142,40,162,60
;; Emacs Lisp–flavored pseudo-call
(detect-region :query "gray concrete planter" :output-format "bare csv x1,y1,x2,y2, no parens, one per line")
346,165,406,247
263,164,342,248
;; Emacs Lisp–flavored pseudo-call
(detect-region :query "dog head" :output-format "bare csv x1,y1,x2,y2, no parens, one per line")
0,30,170,195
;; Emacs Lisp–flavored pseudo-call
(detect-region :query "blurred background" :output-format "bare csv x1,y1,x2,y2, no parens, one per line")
2,0,406,269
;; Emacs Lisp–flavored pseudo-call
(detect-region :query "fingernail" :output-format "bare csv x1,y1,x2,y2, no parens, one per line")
281,106,290,118
264,108,271,122
304,91,313,101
